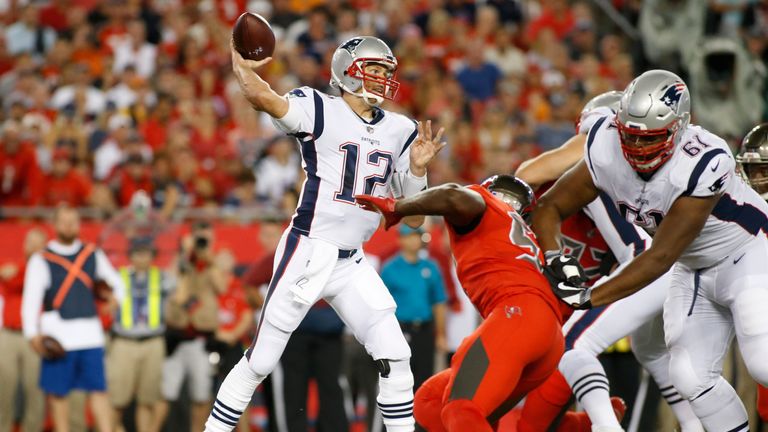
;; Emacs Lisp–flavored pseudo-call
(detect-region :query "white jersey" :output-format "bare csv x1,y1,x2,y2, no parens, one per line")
585,115,768,269
273,87,418,249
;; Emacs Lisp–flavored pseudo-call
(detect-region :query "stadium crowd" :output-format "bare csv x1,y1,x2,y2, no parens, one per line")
1,0,768,431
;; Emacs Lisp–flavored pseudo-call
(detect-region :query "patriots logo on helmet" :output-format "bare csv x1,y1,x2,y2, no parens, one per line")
340,38,363,54
659,83,686,111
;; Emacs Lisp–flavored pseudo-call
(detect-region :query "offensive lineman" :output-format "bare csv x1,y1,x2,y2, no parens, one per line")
205,37,445,432
534,69,768,431
737,124,768,423
515,92,702,431
356,176,591,431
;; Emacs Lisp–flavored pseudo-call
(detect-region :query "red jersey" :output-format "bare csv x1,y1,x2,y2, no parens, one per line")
560,211,610,286
0,143,43,206
42,171,93,207
447,185,560,321
0,261,25,329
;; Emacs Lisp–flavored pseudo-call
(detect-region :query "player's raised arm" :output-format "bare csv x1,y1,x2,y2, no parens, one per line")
531,160,599,252
230,40,288,118
516,134,586,189
355,183,486,229
589,194,719,307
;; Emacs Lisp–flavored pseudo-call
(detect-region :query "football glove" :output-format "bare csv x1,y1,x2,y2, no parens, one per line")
551,281,593,309
354,194,402,229
543,251,588,286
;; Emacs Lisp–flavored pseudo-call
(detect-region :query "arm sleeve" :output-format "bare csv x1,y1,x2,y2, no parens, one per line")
683,150,734,198
271,87,317,135
429,262,447,305
22,253,49,339
95,249,126,304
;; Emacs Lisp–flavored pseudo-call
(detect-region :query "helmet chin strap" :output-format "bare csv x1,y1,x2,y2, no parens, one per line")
340,81,384,107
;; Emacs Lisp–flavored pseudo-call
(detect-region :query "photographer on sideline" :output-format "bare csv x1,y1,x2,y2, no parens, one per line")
157,222,226,432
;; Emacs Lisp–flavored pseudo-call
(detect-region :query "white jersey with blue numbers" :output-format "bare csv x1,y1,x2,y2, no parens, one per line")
272,87,418,249
584,115,768,269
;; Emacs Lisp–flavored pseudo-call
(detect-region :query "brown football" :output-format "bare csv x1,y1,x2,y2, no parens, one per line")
232,12,275,61
41,335,66,359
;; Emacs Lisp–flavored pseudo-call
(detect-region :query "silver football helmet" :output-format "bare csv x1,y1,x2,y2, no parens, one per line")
330,36,399,106
583,90,623,113
616,70,691,173
576,90,623,130
736,123,768,199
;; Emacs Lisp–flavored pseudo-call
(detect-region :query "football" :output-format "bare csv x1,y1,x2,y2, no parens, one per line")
232,12,275,61
41,335,66,360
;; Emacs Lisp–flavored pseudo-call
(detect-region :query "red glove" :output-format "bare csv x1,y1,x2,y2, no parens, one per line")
354,194,402,229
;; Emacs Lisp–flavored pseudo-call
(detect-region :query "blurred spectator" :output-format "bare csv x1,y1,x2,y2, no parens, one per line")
639,0,706,71
148,152,180,218
455,39,502,102
94,115,146,181
212,251,253,400
484,27,527,78
534,91,580,152
297,6,336,62
0,228,47,432
223,169,262,220
254,136,301,212
108,237,170,432
706,0,754,37
0,120,43,206
159,221,225,432
108,154,153,208
526,0,575,42
22,206,125,432
42,147,93,207
49,62,106,117
5,4,56,57
381,225,447,390
111,19,157,78
139,93,174,152
687,36,766,144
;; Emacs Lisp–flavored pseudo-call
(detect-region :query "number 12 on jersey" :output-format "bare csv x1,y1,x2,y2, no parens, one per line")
335,142,394,203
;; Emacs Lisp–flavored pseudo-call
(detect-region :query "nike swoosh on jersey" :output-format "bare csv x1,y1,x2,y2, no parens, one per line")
355,257,362,264
733,253,746,264
711,160,720,172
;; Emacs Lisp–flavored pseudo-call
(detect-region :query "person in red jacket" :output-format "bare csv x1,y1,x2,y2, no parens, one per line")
0,120,44,206
0,228,47,432
42,147,92,207
355,175,591,432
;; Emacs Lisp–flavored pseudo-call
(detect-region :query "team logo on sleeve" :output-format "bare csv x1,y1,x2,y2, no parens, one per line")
287,89,307,98
709,172,729,193
659,83,686,111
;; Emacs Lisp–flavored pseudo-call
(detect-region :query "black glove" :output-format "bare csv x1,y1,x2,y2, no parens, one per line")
543,251,592,309
543,251,588,286
551,281,593,309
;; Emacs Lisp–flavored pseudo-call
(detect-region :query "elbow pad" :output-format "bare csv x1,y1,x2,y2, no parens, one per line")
390,170,427,198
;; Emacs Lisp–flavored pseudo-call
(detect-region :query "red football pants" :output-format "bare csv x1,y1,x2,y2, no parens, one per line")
414,294,564,431
758,384,768,421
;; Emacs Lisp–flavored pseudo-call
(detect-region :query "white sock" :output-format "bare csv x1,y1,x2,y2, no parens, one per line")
639,353,703,432
657,384,703,432
205,357,263,432
376,359,415,432
560,349,621,428
689,377,748,432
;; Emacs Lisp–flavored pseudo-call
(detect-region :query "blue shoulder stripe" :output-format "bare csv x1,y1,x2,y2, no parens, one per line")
399,120,419,157
312,91,324,140
683,148,727,196
585,116,607,183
